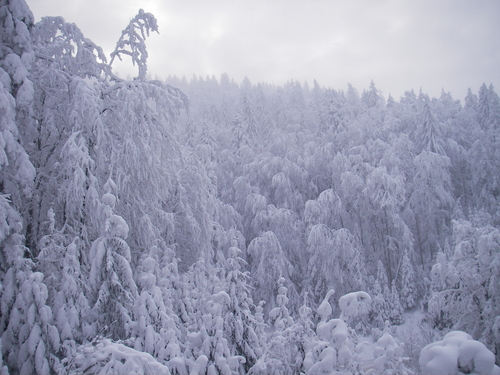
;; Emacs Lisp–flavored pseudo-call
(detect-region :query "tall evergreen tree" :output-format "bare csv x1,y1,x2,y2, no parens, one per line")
88,183,138,340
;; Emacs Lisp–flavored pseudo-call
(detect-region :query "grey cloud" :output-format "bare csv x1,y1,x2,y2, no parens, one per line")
27,0,500,100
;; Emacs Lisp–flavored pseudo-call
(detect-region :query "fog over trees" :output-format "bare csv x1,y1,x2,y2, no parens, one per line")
1,1,499,374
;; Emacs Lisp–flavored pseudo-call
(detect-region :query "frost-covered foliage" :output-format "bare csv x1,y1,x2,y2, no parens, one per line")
2,272,60,375
366,321,412,375
88,185,138,340
250,278,316,375
67,338,171,375
304,290,371,374
427,219,500,363
1,0,500,373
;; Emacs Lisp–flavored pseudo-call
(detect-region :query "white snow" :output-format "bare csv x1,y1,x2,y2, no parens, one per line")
105,214,129,240
338,291,371,320
419,331,500,375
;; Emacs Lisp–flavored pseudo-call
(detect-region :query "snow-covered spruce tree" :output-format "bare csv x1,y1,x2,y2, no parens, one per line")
414,93,447,156
469,84,500,223
249,204,305,293
252,291,316,375
246,231,296,313
0,2,40,359
224,238,261,373
250,276,298,375
427,219,500,362
388,280,404,326
0,0,36,210
361,80,385,110
182,290,244,375
2,272,60,375
0,7,36,339
0,195,27,324
409,95,454,265
87,182,138,340
306,224,366,309
132,256,169,361
363,163,411,283
399,248,417,310
319,88,348,136
366,321,412,375
370,261,392,330
38,231,92,357
0,338,7,375
27,15,105,253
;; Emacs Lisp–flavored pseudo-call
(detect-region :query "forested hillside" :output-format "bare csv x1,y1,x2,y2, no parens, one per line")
1,1,499,374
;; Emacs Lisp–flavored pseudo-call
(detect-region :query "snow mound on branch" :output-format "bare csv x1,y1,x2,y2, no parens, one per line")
105,214,129,239
317,289,335,322
339,291,371,320
419,331,500,375
101,192,116,209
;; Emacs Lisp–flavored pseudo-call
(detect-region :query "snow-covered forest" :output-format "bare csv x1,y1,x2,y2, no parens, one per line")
1,1,500,374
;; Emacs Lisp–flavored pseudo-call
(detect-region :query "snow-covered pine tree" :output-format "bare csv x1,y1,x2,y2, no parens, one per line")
0,338,7,375
370,261,392,330
306,224,366,308
38,234,91,357
399,248,417,310
247,231,295,313
305,290,370,374
88,182,138,340
0,0,36,249
28,15,105,253
250,276,297,375
2,272,60,375
367,321,412,375
133,256,169,361
427,219,500,362
361,80,384,110
224,238,261,373
0,53,34,349
0,0,36,146
182,290,243,375
388,280,404,326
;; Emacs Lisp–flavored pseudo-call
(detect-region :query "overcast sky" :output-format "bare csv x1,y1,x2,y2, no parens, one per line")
26,0,500,101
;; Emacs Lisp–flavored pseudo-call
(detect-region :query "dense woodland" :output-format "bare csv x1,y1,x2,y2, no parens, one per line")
1,1,500,374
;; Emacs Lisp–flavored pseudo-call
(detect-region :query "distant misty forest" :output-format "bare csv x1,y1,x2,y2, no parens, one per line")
1,2,499,375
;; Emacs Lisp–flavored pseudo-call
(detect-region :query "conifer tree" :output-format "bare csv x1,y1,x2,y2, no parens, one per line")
224,239,261,373
0,338,7,375
388,280,404,325
38,235,91,355
399,248,417,310
247,231,295,312
370,261,391,330
2,272,60,375
250,277,296,375
133,256,169,360
368,321,412,375
88,182,138,340
0,0,36,235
